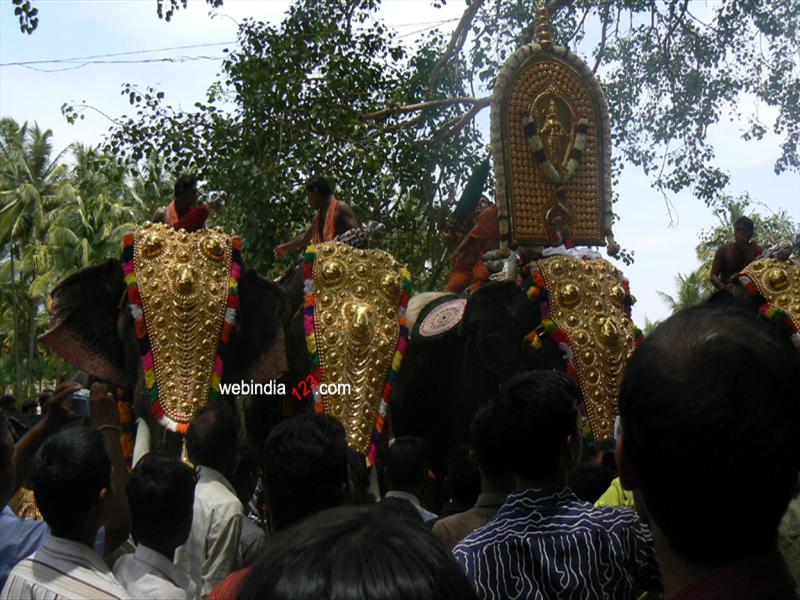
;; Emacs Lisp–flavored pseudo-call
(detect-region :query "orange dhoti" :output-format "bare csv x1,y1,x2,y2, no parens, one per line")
444,205,499,294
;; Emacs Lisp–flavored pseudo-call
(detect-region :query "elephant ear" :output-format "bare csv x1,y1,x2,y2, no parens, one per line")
39,259,128,385
225,268,292,384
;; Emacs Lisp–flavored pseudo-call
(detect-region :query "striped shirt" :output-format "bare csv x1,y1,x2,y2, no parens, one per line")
453,487,662,600
0,534,129,600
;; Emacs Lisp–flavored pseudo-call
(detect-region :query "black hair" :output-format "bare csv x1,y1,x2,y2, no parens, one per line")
568,463,614,504
232,441,259,485
239,505,480,600
0,395,15,410
127,453,195,547
186,403,238,472
174,174,198,200
347,447,374,504
494,370,580,481
445,444,480,505
262,414,348,532
0,414,11,469
31,426,111,537
734,215,755,236
619,304,800,566
471,401,514,482
377,496,424,524
384,436,429,493
305,176,332,197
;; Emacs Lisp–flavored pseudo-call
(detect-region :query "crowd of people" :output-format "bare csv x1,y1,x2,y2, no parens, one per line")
1,303,799,599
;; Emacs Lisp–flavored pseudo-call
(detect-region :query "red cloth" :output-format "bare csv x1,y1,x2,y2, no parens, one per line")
207,567,251,600
312,196,338,243
173,204,209,233
671,550,798,600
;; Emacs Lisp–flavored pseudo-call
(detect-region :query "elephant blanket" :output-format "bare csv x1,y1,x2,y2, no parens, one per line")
302,242,411,462
122,223,243,433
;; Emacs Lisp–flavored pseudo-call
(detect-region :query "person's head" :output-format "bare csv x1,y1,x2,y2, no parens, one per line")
445,444,480,505
238,505,480,600
21,401,38,417
186,402,238,477
231,441,260,507
0,415,15,506
384,436,429,495
174,174,199,212
470,401,515,490
305,176,332,210
618,304,800,567
495,370,582,485
733,215,755,244
1,395,16,413
37,390,52,414
262,414,348,532
31,426,112,541
567,463,614,504
475,195,492,216
127,453,195,553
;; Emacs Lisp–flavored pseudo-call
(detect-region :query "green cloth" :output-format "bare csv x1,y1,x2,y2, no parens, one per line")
595,477,635,509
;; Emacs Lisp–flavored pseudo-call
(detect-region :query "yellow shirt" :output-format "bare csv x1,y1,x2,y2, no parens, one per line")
595,477,635,509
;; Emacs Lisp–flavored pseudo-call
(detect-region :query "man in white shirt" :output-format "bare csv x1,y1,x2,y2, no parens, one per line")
383,436,438,523
114,454,196,599
1,425,130,599
175,404,243,599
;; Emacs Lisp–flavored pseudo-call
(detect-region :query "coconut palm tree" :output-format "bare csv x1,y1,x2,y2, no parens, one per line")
656,271,705,314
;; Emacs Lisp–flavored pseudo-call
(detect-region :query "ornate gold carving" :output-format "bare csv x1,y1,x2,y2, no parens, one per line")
134,223,232,424
539,256,637,439
531,91,575,172
742,258,800,333
313,242,405,455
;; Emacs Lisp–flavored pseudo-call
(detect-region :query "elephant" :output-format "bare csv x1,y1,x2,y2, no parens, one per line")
40,233,294,456
390,252,640,505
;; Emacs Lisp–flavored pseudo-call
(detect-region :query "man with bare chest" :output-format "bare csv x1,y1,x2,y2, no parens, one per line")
274,176,361,259
710,216,763,292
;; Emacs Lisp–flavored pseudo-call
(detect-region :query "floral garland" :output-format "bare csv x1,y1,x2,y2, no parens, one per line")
740,274,800,350
522,116,589,184
303,243,412,464
122,232,243,434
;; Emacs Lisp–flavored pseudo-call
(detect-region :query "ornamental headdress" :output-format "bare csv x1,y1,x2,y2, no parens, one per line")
492,3,637,440
122,223,243,433
491,1,615,253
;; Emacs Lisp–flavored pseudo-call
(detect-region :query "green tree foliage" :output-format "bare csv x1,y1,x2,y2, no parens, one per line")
96,0,800,283
0,119,168,398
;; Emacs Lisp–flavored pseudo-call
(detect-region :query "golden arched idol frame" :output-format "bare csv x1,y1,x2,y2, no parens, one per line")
491,3,615,251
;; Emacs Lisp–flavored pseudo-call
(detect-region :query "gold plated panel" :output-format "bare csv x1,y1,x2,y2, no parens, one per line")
134,223,232,423
504,56,604,244
539,256,636,439
741,258,800,332
313,242,404,455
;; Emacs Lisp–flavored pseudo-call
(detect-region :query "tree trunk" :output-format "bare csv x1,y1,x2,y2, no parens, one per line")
10,244,21,399
27,298,37,400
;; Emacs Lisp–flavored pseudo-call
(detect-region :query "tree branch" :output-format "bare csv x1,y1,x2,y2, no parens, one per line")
565,6,592,45
361,96,490,122
593,2,612,74
432,100,488,142
427,0,488,96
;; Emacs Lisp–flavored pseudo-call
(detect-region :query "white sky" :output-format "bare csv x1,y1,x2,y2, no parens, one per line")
1,0,798,325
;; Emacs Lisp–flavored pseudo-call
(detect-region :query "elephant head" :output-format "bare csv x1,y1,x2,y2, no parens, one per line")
40,225,291,450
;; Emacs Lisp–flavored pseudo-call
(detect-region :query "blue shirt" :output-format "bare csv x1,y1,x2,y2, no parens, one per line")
0,505,48,591
453,487,662,600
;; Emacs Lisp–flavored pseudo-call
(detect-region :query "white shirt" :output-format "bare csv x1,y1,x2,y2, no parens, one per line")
1,534,130,600
384,490,438,523
239,517,267,567
174,466,243,599
114,544,195,600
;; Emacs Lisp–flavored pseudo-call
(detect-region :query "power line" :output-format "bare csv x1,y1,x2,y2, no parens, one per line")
14,55,224,73
0,41,234,68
